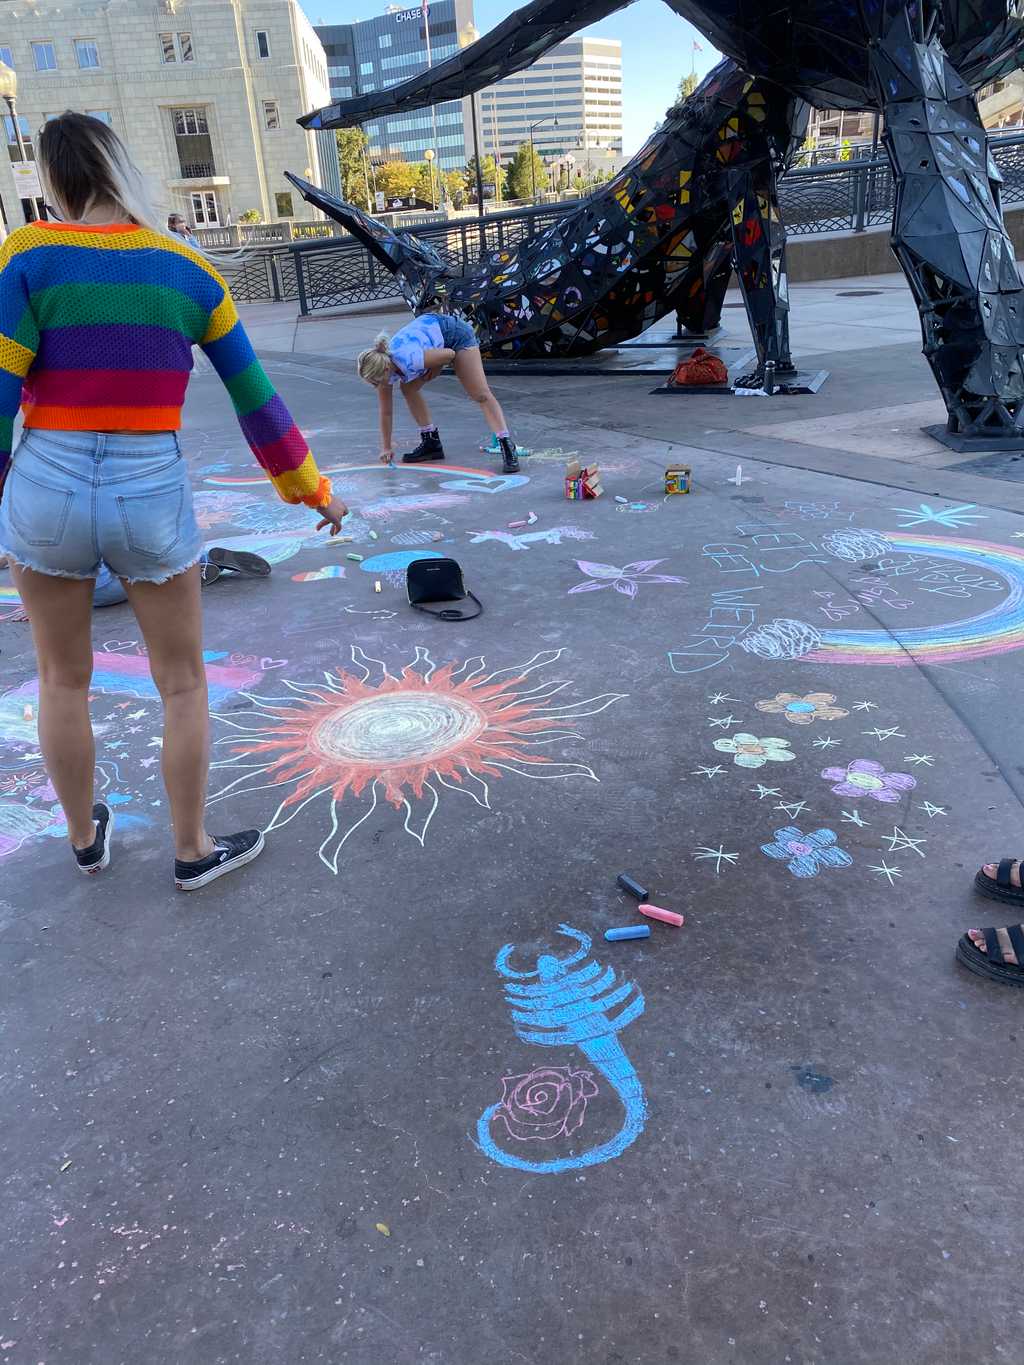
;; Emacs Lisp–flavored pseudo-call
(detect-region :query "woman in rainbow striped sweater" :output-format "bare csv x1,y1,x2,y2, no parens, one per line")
0,113,348,890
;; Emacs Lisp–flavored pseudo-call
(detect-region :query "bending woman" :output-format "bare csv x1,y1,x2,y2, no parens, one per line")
356,313,520,474
0,112,347,890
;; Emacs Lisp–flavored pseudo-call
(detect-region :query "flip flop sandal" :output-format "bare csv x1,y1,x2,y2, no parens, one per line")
956,923,1024,987
206,548,272,578
974,858,1024,906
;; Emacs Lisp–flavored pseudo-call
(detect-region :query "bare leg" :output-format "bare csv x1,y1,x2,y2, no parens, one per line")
10,564,97,849
453,348,508,434
400,378,434,427
123,565,214,863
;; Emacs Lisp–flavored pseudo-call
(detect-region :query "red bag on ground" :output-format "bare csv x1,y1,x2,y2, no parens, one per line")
670,346,728,387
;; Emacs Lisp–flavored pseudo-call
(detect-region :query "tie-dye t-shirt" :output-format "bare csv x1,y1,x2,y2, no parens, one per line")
387,314,445,384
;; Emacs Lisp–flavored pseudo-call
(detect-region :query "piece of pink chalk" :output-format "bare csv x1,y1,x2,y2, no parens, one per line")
507,519,528,529
639,903,684,927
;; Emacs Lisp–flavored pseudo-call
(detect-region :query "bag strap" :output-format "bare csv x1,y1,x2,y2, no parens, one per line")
410,590,482,621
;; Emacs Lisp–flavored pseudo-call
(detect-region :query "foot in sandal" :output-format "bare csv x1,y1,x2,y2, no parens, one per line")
956,859,1024,984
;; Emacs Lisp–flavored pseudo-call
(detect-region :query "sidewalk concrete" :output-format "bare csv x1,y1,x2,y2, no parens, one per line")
4,293,1024,1363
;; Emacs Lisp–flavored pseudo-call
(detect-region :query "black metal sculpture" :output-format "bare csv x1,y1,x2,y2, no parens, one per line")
297,0,1024,441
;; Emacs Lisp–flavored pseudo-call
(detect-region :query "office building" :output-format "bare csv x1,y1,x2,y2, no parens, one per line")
316,2,470,173
476,38,622,167
0,0,334,231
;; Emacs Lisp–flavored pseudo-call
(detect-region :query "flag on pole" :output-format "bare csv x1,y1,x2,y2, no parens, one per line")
421,0,429,14
692,38,703,51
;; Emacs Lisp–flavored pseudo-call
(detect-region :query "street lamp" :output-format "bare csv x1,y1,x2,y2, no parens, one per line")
423,147,436,211
528,115,557,203
0,62,32,223
458,24,486,219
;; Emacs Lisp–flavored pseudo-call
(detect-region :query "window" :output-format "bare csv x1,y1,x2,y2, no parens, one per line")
274,191,293,218
189,190,219,225
262,100,279,130
359,60,373,74
4,114,34,160
328,63,350,75
378,32,391,47
255,29,270,59
160,32,193,63
74,38,100,68
173,107,209,136
31,41,57,72
0,46,13,67
87,110,112,125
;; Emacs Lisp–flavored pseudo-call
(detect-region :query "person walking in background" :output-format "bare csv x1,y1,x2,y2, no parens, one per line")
356,315,522,474
0,112,347,890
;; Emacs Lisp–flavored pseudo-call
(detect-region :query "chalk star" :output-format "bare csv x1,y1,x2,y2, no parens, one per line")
882,826,926,857
903,754,934,766
812,735,841,750
707,714,738,729
891,501,986,530
863,726,905,742
147,737,163,749
693,765,726,779
693,845,740,873
707,692,741,705
869,861,903,886
1013,531,1024,540
126,726,142,734
775,800,809,819
841,809,869,828
751,784,782,799
140,756,159,768
126,709,148,720
851,701,879,712
918,802,948,818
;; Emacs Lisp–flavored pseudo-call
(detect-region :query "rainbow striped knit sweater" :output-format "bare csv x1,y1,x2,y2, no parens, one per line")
0,221,329,506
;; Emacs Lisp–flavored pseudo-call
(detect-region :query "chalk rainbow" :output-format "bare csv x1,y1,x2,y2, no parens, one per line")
810,532,1024,666
90,650,264,709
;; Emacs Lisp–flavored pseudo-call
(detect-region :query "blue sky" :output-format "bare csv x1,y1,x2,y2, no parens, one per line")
301,0,721,155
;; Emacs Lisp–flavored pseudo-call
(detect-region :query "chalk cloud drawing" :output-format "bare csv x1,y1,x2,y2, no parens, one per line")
476,924,646,1174
761,826,853,878
740,619,823,661
569,559,686,598
211,647,626,874
755,691,849,725
821,759,917,803
821,528,894,562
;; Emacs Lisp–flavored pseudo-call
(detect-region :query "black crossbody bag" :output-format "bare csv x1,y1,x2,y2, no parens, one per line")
406,557,482,621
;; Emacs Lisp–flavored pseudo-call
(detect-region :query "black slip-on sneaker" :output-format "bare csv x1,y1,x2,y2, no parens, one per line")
75,802,113,875
207,548,273,578
174,829,265,891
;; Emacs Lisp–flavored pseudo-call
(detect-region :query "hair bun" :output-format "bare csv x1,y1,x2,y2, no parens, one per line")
373,332,390,353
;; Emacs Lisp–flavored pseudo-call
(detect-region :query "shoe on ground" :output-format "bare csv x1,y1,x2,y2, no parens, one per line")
402,431,445,463
174,829,265,891
207,547,272,578
498,436,520,475
75,801,113,875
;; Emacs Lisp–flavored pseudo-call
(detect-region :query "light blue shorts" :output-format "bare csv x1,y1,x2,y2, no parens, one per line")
436,314,479,352
0,429,203,584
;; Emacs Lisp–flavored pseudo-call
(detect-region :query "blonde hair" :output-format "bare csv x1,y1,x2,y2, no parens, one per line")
356,332,393,386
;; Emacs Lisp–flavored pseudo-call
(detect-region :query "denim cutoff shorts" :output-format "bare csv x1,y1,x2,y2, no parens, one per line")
0,429,203,584
435,314,479,352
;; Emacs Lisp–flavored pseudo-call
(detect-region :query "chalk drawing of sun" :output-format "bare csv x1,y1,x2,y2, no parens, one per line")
210,647,626,873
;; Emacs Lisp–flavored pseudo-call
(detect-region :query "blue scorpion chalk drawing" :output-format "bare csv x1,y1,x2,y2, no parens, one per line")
475,924,647,1174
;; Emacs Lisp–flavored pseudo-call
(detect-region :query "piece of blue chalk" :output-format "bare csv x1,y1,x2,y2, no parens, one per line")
604,925,651,942
617,872,648,900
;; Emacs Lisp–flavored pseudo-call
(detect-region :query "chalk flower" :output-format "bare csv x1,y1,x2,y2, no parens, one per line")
713,733,796,769
761,825,853,879
755,691,849,725
495,1065,599,1142
821,758,916,803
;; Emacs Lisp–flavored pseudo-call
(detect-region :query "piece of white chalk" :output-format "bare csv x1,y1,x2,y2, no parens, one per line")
615,496,629,504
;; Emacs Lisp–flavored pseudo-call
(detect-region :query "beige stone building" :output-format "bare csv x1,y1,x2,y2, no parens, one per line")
0,0,334,231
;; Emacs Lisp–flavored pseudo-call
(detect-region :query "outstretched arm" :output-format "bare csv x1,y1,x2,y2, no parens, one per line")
299,0,633,128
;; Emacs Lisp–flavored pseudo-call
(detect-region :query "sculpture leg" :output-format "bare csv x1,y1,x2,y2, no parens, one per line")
728,158,796,387
674,242,733,337
872,8,1024,445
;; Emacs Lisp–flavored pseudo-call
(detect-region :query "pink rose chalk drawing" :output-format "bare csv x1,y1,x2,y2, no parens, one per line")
475,924,647,1174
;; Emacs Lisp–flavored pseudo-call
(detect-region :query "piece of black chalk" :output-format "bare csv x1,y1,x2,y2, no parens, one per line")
617,872,648,900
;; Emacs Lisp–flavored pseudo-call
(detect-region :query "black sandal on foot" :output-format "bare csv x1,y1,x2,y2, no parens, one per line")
956,923,1024,986
974,857,1024,906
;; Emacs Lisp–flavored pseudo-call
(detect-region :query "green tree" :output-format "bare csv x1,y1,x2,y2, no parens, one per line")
336,127,370,207
376,159,419,200
505,141,548,201
463,154,506,203
839,138,853,162
237,208,261,224
677,71,699,102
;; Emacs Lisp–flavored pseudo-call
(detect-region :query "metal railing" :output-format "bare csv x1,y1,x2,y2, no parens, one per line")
177,161,218,180
227,132,1024,313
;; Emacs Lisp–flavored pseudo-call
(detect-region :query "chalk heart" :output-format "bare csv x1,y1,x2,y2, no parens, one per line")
102,641,138,653
440,474,529,494
260,658,288,670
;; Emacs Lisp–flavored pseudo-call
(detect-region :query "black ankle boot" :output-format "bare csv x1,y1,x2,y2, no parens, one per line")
402,429,445,463
498,436,520,474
